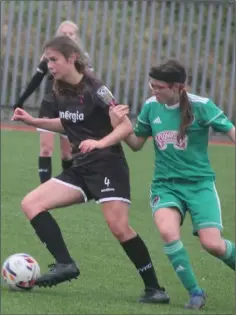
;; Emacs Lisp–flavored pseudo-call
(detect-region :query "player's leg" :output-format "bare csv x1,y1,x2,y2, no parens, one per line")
189,180,235,271
87,159,169,303
100,200,169,303
37,96,57,184
59,134,73,171
199,228,235,270
21,168,89,287
151,184,205,309
38,130,54,183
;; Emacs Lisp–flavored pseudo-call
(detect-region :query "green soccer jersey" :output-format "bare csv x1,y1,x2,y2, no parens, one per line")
134,93,234,181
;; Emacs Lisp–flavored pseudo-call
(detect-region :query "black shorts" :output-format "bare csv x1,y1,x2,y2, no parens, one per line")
53,156,131,204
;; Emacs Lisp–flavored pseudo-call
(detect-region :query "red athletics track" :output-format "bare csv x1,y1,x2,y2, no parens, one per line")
0,123,234,147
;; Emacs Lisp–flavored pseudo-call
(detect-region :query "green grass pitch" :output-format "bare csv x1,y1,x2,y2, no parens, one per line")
1,130,235,314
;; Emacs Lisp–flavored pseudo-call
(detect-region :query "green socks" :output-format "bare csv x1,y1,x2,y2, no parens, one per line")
164,240,202,294
163,239,234,296
216,240,235,270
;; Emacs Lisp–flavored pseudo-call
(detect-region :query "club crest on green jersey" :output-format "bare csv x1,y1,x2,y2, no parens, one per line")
152,196,160,205
155,131,188,150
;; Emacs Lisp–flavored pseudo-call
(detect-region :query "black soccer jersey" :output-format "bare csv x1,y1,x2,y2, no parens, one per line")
42,74,125,164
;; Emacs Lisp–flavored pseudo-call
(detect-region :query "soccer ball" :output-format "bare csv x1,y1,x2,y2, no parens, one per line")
1,253,40,291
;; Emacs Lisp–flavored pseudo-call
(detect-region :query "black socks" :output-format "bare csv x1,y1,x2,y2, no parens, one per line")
30,212,73,264
121,235,161,290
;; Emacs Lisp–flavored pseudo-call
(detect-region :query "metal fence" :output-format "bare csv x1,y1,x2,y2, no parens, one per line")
1,0,235,119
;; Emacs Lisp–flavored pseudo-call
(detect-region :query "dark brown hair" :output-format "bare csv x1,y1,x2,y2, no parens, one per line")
150,59,193,140
43,35,89,95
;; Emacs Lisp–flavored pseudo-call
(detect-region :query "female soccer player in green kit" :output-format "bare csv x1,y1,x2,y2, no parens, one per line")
110,59,235,310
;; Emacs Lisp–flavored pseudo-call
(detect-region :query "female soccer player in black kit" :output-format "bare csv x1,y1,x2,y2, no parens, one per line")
12,35,169,304
14,20,93,184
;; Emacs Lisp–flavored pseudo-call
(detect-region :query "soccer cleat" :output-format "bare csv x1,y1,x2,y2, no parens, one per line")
139,287,170,304
35,262,80,288
185,290,207,309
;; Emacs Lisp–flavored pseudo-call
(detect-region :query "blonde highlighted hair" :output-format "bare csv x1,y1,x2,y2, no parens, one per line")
56,20,93,70
56,20,85,51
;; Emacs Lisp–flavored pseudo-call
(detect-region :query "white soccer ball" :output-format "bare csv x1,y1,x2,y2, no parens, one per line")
1,253,40,291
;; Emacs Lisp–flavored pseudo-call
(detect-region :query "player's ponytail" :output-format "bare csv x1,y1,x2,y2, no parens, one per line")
178,84,193,141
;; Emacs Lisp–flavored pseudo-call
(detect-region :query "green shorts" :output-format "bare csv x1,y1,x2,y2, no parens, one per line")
150,179,223,235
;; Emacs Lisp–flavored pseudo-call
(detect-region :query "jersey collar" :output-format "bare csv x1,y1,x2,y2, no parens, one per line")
165,103,179,109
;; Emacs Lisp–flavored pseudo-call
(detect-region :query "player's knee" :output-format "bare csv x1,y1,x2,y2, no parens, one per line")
157,224,180,243
199,230,225,255
106,218,134,242
40,144,53,157
21,195,43,220
102,201,134,242
158,220,180,243
60,150,72,160
154,208,181,243
107,220,127,241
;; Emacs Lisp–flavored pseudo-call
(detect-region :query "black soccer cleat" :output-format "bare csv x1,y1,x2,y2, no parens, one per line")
139,287,170,304
35,262,80,288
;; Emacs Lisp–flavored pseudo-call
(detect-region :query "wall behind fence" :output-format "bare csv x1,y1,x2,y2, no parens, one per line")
1,0,235,119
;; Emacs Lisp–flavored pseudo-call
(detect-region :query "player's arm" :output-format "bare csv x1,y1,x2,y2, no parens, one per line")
79,86,134,153
109,104,149,151
93,85,134,146
201,100,235,144
14,59,48,110
12,108,64,133
123,113,151,152
31,117,64,133
126,101,152,151
98,115,133,148
79,114,133,153
12,92,64,133
124,133,147,151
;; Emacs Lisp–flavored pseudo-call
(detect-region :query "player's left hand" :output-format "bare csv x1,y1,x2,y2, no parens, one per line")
79,139,104,153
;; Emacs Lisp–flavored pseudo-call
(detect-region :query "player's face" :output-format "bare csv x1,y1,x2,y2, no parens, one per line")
45,48,76,80
58,24,77,41
149,79,175,104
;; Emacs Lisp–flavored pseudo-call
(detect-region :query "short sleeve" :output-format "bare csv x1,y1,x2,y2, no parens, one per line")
201,100,234,133
94,85,117,110
134,103,152,137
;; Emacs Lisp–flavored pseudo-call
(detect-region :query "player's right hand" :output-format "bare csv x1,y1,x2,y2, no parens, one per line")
11,108,34,125
109,105,130,128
